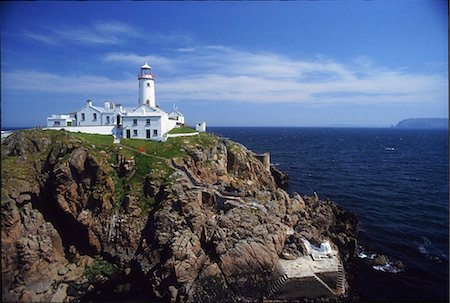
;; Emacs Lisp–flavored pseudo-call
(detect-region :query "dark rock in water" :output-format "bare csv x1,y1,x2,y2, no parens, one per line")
393,260,405,271
271,165,289,189
371,255,388,266
1,130,359,302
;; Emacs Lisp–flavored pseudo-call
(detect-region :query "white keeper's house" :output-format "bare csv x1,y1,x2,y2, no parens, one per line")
46,63,194,141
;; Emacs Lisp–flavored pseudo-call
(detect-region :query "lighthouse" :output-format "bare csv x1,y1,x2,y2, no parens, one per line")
138,62,156,107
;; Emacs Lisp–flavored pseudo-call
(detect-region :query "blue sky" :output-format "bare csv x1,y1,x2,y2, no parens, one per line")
1,1,448,128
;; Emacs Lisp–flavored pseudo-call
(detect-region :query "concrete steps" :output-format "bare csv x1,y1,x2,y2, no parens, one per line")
335,263,346,295
268,274,288,296
313,274,335,295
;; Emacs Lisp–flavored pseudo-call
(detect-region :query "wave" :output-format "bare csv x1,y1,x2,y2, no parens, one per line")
357,249,376,260
358,246,405,273
417,236,448,263
373,263,403,273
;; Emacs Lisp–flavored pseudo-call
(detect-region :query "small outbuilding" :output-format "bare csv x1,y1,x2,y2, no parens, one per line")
195,122,207,132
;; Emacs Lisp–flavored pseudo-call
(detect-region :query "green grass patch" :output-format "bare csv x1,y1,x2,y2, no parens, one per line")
84,259,118,281
120,132,218,160
110,173,126,209
120,138,184,159
1,157,33,181
168,127,197,134
69,132,114,147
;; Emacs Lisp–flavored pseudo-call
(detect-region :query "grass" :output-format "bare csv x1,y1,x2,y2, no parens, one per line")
84,259,118,281
120,138,185,159
1,157,29,180
69,132,114,147
168,127,198,134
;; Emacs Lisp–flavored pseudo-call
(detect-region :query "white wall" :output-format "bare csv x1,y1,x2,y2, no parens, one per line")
166,132,199,138
166,118,177,132
122,116,163,140
77,105,101,126
196,122,207,132
101,113,116,126
47,118,72,127
139,79,156,107
45,125,115,135
161,113,178,136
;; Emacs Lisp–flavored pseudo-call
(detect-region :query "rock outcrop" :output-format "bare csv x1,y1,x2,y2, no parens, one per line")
1,130,358,302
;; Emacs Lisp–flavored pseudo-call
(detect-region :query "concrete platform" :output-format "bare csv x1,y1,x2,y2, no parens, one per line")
279,253,340,279
268,240,345,299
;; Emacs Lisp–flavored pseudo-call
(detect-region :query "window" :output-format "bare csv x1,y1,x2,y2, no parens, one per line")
153,129,158,137
93,113,97,121
106,116,110,124
54,121,60,126
133,130,138,137
67,121,72,126
133,119,137,125
81,113,85,121
147,83,150,87
146,118,151,125
146,129,151,139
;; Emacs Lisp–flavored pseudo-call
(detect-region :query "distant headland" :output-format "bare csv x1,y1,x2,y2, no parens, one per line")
395,118,448,129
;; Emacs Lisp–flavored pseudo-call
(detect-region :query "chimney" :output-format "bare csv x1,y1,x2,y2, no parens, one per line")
104,101,110,109
86,99,93,106
117,104,123,112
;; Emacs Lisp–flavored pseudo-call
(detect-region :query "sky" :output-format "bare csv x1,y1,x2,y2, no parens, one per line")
1,1,448,128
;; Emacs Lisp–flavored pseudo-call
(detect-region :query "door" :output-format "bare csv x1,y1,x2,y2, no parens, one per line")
126,129,131,138
146,129,151,139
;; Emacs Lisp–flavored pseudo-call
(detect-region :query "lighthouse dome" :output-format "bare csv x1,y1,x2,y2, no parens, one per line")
141,62,151,69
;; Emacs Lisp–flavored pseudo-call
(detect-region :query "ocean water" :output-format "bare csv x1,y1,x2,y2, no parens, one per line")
209,127,449,302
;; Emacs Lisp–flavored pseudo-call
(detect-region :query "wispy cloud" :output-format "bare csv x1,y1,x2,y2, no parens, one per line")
23,21,141,46
3,45,447,107
2,70,136,97
105,46,447,105
23,32,59,45
104,52,176,72
23,23,194,48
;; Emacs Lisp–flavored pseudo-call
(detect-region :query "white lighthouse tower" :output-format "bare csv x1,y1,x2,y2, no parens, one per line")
138,62,156,107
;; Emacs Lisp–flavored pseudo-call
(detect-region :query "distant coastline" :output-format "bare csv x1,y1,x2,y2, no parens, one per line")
395,118,448,129
1,127,34,131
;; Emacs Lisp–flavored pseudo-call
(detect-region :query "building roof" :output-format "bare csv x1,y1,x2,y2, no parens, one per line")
168,109,184,117
90,105,117,114
122,104,167,117
141,62,151,69
47,114,73,120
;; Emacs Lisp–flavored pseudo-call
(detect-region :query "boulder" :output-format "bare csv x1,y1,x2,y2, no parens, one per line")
371,255,388,266
50,283,69,303
270,166,289,189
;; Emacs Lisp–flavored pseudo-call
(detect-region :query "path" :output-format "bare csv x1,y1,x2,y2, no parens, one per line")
118,144,268,213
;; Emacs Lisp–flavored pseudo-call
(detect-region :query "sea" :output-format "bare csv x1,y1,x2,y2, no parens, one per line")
209,127,449,302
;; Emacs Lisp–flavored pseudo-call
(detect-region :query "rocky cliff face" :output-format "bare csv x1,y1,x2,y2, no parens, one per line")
1,130,358,302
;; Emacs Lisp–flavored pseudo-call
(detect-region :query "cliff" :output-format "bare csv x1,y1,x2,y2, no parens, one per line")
1,130,358,302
